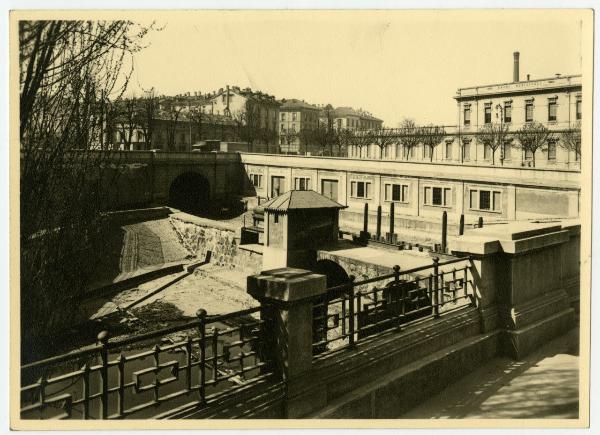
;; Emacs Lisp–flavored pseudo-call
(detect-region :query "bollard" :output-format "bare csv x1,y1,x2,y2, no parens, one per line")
389,202,395,239
376,205,382,240
363,203,369,234
441,211,447,254
478,216,484,228
459,214,465,235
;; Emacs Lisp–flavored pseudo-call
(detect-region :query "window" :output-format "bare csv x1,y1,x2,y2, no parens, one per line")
271,176,285,198
525,100,534,122
504,102,512,123
547,140,557,161
524,148,534,160
250,174,262,188
445,142,453,159
292,112,297,121
576,98,582,120
384,183,409,203
469,188,502,212
502,141,511,160
294,177,311,191
423,186,452,207
484,104,492,124
575,142,580,161
548,99,557,122
321,179,339,201
463,105,471,126
423,145,431,160
462,141,471,161
281,113,286,121
350,181,371,199
483,144,492,159
291,124,296,132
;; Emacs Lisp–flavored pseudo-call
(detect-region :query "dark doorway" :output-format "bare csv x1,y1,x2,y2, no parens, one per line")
168,172,211,214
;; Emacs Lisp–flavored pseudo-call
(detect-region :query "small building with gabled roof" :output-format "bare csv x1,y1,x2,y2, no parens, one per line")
262,190,347,269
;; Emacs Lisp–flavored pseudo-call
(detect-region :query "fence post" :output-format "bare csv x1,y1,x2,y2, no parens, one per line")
393,265,402,331
432,257,440,318
97,330,109,419
247,268,327,417
441,211,448,253
478,216,484,228
376,205,382,240
347,275,356,348
360,203,370,241
196,309,207,405
388,202,395,243
459,214,465,236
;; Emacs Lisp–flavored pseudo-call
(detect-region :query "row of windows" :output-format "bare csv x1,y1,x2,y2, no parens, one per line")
464,98,581,126
251,174,504,213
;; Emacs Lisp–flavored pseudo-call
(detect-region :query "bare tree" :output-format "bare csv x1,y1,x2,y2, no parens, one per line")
281,128,298,154
233,100,262,152
350,129,374,158
116,96,137,150
19,20,155,352
477,122,511,165
136,88,158,150
164,106,184,151
371,127,398,159
515,121,556,168
419,125,446,161
334,128,355,157
560,121,582,162
398,118,420,160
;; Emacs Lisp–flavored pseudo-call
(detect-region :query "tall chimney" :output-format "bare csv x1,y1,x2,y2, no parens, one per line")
513,51,520,82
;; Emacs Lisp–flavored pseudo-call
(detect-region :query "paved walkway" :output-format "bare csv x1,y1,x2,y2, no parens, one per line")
401,328,579,419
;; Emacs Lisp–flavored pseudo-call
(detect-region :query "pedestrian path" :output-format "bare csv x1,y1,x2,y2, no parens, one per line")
401,328,579,419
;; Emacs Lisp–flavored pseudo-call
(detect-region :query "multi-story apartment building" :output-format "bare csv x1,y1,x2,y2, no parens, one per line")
278,99,320,154
453,52,581,169
204,85,280,134
330,106,383,131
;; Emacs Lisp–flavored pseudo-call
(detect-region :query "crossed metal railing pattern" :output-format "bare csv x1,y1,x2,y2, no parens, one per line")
20,306,272,420
312,256,476,355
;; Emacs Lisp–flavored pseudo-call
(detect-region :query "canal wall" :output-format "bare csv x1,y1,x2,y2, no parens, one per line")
169,213,263,274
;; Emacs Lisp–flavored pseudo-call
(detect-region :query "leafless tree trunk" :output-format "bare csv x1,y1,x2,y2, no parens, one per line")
515,121,556,168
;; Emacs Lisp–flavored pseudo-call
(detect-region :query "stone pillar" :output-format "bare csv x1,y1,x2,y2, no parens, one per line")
450,221,577,359
247,267,328,417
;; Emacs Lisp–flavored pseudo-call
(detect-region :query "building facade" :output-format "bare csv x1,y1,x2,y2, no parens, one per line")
278,99,321,154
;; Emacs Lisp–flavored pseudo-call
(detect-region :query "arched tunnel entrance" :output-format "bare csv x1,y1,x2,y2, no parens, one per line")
312,259,351,355
168,172,211,215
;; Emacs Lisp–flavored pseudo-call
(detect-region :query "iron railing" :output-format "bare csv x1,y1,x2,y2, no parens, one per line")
312,256,476,355
20,306,274,420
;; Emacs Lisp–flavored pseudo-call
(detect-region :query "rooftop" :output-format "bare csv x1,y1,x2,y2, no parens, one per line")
455,74,582,100
280,99,320,111
262,190,347,212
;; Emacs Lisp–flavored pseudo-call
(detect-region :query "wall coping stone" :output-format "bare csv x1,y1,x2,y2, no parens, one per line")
247,267,327,303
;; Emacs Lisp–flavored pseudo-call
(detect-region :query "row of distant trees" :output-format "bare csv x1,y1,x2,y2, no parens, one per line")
282,118,581,166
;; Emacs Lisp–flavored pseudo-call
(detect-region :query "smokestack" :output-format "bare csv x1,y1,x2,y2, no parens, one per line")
513,51,520,82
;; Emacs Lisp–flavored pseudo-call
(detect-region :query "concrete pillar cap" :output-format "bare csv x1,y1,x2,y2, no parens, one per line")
247,267,327,303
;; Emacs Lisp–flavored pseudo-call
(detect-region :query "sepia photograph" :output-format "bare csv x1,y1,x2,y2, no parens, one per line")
8,7,593,430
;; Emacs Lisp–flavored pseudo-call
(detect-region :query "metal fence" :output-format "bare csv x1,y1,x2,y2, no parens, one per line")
312,256,476,355
20,306,273,420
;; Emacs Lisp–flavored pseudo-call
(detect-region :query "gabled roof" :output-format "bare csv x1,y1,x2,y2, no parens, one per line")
262,190,347,212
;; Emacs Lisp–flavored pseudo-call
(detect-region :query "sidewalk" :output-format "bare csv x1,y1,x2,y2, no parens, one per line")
401,327,579,419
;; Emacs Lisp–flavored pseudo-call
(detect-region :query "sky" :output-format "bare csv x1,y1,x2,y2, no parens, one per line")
127,10,585,126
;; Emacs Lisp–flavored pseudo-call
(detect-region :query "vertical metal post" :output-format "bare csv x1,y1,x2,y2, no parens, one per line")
212,327,219,383
432,257,440,318
196,309,207,405
117,353,125,417
185,336,192,392
347,276,356,347
441,211,447,253
82,363,90,419
363,203,369,235
459,214,465,236
389,202,395,241
152,345,160,403
478,216,484,228
376,205,382,240
97,330,109,419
